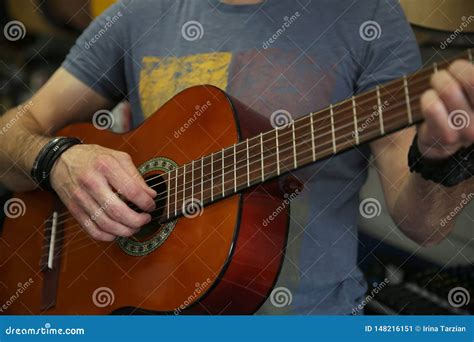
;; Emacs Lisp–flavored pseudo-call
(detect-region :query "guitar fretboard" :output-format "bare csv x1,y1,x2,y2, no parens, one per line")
162,49,473,222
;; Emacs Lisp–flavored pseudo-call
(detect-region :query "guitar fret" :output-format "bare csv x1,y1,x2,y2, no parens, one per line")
260,133,264,182
310,113,316,161
275,129,280,175
174,168,178,216
403,75,413,124
221,149,225,197
160,50,473,215
200,158,204,204
191,161,195,200
330,104,336,154
210,153,214,202
183,164,187,203
233,144,237,193
166,173,170,219
246,139,250,187
292,122,297,169
376,86,385,135
352,96,359,145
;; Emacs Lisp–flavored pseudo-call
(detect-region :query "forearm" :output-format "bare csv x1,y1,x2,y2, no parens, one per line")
0,105,50,191
391,172,472,246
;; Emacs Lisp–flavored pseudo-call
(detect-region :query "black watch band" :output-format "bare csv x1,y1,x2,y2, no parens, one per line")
408,134,474,187
31,137,82,191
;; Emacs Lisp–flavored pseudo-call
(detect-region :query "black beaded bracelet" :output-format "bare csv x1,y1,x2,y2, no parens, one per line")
31,137,82,191
408,134,474,187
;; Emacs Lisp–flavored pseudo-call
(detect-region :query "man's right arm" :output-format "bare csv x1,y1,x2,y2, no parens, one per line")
0,68,110,190
0,68,157,241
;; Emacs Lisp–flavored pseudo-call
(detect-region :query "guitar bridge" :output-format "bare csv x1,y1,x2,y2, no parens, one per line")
39,200,65,310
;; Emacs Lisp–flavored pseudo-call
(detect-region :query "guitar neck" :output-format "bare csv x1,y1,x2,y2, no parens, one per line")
163,49,473,222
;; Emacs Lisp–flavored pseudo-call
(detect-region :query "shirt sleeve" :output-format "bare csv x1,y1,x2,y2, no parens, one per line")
61,1,130,102
355,0,422,93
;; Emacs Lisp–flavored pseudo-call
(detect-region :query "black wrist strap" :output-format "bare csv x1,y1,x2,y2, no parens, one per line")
31,137,82,191
408,134,474,187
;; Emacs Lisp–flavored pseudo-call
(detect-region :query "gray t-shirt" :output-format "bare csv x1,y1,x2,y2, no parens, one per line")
62,0,421,314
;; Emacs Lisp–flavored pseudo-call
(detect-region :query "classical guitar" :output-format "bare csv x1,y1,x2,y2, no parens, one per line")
1,50,472,315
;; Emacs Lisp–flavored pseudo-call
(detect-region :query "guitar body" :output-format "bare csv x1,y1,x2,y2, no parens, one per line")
0,85,289,315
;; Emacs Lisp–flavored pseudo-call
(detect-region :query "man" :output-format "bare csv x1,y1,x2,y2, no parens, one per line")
0,0,473,314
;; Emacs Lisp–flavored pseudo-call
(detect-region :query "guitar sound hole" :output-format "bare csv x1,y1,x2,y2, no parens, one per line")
132,173,167,240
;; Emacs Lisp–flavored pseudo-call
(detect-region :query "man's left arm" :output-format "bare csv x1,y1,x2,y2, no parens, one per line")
371,59,474,246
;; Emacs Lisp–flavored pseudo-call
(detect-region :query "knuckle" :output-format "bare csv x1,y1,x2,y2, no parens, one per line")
88,229,102,241
118,151,132,161
421,91,439,115
430,71,444,87
94,157,112,173
449,60,467,73
78,174,97,189
124,185,141,199
98,219,115,233
121,229,135,238
442,82,462,100
129,217,144,229
108,205,123,221
440,132,458,145
70,188,84,202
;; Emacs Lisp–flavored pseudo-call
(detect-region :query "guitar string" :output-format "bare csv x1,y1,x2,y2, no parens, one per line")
123,67,436,188
39,53,473,258
54,107,425,257
44,94,425,236
45,69,433,225
116,56,458,189
44,92,424,233
40,53,467,224
44,77,429,231
42,102,424,255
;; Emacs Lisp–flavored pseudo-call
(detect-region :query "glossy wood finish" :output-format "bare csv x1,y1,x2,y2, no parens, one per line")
0,85,289,315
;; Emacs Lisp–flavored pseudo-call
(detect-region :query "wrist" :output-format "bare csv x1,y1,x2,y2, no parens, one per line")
31,137,82,191
408,134,474,187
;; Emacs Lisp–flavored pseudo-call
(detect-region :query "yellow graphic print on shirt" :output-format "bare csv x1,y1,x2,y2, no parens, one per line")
139,52,232,118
